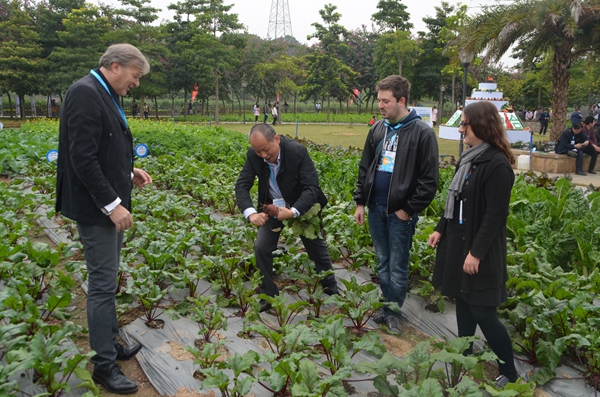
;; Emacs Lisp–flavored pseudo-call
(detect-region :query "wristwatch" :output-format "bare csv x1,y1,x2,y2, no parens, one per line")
292,208,300,218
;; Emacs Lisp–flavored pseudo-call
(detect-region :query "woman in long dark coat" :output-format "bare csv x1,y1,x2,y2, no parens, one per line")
428,101,519,386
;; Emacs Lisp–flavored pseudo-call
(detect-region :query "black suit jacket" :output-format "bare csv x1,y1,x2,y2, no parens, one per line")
235,136,327,215
56,71,134,227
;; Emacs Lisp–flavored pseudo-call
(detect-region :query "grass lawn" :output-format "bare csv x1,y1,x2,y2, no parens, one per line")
219,122,552,159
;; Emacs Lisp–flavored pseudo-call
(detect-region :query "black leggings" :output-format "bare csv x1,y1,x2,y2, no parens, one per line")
455,297,518,381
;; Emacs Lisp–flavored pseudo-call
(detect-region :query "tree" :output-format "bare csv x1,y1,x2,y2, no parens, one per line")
254,55,305,113
0,1,47,119
457,0,600,141
47,4,111,96
306,3,356,120
375,30,420,77
371,0,413,32
412,2,456,102
195,0,244,123
342,26,380,113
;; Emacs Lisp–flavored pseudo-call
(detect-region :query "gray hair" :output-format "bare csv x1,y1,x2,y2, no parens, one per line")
249,123,277,141
99,43,150,75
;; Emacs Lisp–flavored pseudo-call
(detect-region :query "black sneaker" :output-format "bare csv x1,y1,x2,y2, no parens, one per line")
494,374,517,388
576,171,587,176
259,299,272,313
384,316,402,334
567,150,578,158
588,170,597,174
371,308,385,324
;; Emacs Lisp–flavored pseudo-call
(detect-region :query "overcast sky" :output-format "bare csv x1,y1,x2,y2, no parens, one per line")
96,0,517,67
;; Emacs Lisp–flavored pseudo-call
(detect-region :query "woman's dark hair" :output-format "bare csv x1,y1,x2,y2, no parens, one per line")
463,101,515,164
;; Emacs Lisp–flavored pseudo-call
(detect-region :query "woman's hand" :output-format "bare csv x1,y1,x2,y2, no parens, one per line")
463,252,481,275
428,231,441,248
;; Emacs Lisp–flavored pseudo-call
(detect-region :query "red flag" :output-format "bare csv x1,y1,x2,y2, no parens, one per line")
191,83,199,103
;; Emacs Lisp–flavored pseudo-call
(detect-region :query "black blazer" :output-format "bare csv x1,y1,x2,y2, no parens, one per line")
235,135,327,215
56,72,134,227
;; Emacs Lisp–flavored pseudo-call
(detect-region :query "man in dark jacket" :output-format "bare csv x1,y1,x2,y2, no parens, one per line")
235,124,338,312
556,122,598,175
353,75,439,334
538,109,550,135
56,44,152,394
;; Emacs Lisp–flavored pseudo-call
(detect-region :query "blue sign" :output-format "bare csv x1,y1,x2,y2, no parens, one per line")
135,144,149,158
46,150,59,162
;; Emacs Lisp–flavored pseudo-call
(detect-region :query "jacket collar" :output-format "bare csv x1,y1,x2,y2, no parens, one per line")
90,69,129,133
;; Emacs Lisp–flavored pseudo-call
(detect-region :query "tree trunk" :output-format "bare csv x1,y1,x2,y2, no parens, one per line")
326,95,331,122
139,94,145,118
183,90,188,117
293,93,297,114
549,42,574,142
19,94,26,120
398,58,403,77
154,97,159,119
6,92,13,118
214,72,220,123
537,87,541,109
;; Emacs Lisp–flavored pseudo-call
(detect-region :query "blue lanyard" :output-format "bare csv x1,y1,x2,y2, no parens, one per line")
90,69,129,128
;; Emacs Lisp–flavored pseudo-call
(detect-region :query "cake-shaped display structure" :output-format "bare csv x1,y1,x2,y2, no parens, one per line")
439,79,531,143
466,82,507,110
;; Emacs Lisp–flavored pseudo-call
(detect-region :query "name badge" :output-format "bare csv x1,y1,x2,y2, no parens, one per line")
273,198,286,208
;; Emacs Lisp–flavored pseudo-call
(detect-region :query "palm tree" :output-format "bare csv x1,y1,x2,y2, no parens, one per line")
456,0,600,141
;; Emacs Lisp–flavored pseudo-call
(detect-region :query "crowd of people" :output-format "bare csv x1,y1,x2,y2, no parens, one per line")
58,42,578,395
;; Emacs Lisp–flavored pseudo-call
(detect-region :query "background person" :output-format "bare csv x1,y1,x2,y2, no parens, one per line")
428,101,519,388
354,75,439,334
253,101,260,122
538,108,549,135
556,122,597,175
56,43,152,394
235,124,338,312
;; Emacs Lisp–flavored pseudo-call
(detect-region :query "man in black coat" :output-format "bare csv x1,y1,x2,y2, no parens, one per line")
555,122,598,175
235,124,338,312
56,43,152,394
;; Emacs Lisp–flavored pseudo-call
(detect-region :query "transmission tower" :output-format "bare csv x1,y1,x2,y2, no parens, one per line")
266,0,293,40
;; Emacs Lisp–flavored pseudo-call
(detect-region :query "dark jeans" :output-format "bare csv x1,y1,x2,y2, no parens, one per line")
455,297,518,381
263,113,269,123
539,120,548,135
254,216,337,297
583,145,598,172
368,203,417,317
77,223,124,368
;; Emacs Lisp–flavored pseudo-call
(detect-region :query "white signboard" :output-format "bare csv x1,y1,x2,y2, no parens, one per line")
412,107,433,127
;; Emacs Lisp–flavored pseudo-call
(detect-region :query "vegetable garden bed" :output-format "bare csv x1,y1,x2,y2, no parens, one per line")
1,120,599,397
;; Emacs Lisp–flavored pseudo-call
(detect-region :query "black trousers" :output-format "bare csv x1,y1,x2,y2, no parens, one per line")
78,223,124,368
582,145,599,172
254,216,338,297
539,120,548,135
455,297,518,381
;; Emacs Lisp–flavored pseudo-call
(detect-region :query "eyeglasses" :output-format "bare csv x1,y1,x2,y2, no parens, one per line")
459,121,469,127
